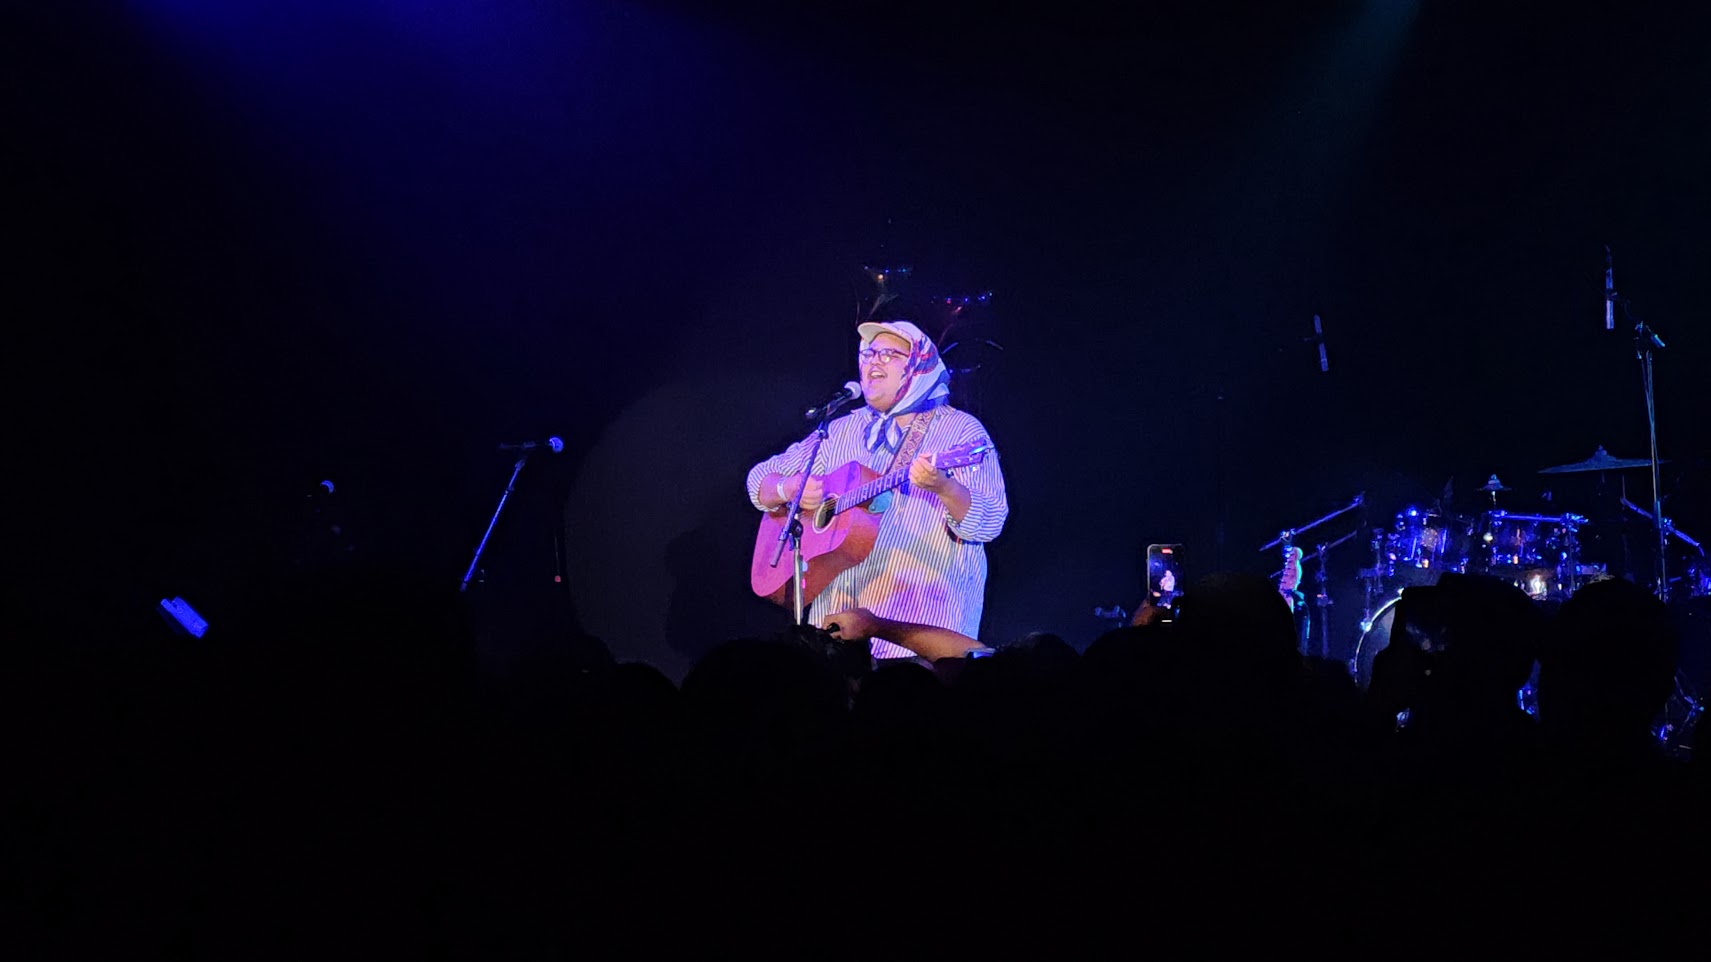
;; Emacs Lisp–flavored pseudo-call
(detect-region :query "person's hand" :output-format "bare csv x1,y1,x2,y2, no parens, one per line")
779,475,826,513
1131,601,1168,626
909,454,950,492
825,607,881,642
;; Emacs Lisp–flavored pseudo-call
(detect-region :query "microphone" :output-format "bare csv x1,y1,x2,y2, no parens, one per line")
498,436,564,453
1313,314,1329,373
1605,245,1615,330
804,381,862,421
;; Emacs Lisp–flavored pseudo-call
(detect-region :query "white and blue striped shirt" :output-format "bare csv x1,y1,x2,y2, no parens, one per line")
747,405,1009,659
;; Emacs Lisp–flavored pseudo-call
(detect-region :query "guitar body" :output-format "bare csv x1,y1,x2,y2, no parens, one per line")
750,459,887,604
749,438,990,607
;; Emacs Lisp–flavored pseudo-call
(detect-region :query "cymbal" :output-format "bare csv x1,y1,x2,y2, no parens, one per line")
1538,446,1665,474
1478,474,1511,492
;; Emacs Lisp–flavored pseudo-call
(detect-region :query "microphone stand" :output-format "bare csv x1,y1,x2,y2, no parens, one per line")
769,408,838,626
1262,492,1364,659
460,452,531,593
1260,492,1366,555
1613,291,1672,601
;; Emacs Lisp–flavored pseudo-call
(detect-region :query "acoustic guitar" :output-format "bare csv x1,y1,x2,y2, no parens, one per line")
750,440,991,605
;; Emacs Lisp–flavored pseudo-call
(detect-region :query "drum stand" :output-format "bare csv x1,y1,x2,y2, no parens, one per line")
1358,526,1389,634
1306,539,1329,660
1308,529,1360,660
1621,496,1706,595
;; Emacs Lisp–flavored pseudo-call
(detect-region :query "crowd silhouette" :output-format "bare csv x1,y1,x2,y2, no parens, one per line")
5,566,1705,956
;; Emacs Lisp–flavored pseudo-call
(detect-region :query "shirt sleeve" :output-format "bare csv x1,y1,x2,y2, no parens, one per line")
745,434,828,512
941,418,1008,544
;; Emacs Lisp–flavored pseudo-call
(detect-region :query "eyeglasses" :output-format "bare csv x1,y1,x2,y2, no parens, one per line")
858,347,910,365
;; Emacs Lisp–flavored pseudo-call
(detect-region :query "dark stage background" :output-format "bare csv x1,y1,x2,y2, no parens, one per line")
13,1,1709,680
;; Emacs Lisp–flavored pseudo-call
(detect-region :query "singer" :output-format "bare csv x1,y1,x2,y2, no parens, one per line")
746,319,1009,660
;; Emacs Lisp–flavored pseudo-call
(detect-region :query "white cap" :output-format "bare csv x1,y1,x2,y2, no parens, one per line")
857,319,930,349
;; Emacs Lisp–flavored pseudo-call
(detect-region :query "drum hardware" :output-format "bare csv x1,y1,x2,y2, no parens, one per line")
1302,529,1361,661
1653,673,1703,758
1351,594,1402,691
1388,505,1475,586
1473,510,1587,601
1537,446,1665,475
1359,527,1392,635
1683,557,1711,599
1617,496,1705,598
1619,497,1702,553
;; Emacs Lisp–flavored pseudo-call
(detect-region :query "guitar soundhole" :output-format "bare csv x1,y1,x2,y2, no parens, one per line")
812,497,837,532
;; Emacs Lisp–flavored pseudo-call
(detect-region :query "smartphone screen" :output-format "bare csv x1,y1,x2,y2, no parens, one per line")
1146,544,1184,608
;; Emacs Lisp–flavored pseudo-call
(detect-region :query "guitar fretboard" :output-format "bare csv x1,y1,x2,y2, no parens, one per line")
831,444,988,516
834,466,914,517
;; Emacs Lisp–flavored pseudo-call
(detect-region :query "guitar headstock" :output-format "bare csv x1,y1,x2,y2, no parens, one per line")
931,440,992,471
1279,544,1304,591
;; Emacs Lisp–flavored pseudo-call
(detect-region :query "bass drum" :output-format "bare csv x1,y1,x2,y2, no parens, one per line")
1350,595,1403,691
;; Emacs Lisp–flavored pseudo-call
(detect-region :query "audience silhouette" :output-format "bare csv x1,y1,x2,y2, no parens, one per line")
4,564,1704,955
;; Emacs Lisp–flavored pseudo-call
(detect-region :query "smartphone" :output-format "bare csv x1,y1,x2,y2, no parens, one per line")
1145,544,1184,611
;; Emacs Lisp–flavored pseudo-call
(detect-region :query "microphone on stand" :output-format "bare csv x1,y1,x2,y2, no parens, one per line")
1605,245,1615,330
498,436,564,453
804,381,862,421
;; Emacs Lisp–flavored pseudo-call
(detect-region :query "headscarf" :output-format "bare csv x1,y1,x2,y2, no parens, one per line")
857,320,951,452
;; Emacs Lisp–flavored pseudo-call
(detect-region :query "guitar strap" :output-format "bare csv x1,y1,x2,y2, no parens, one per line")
885,406,937,475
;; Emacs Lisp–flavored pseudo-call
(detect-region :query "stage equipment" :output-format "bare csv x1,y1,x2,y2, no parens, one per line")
1261,492,1364,659
460,436,563,593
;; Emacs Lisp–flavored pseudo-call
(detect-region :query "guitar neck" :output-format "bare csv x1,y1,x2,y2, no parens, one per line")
835,466,913,516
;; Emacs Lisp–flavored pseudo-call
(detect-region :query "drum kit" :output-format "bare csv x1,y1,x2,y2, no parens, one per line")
1282,257,1704,750
1373,481,1591,604
1339,445,1708,754
1359,447,1706,616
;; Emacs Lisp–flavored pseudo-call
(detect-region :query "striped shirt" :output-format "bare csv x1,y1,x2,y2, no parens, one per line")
747,405,1009,658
